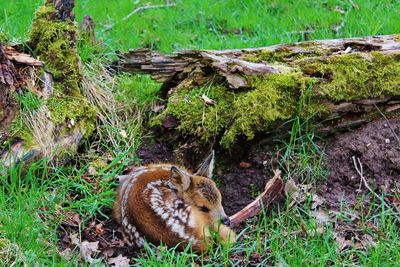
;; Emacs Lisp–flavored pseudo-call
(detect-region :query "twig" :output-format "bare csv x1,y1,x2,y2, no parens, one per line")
122,3,176,22
352,156,400,222
104,1,176,31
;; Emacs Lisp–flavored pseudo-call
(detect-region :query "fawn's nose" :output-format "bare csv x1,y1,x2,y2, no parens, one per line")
221,217,231,226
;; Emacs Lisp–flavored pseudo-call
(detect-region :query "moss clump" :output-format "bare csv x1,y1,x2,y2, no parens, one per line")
155,73,312,148
303,52,400,101
8,115,35,147
0,32,9,44
46,96,97,138
221,74,310,146
29,3,81,95
153,85,235,144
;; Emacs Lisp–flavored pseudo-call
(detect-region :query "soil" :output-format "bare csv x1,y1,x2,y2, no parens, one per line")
320,117,400,209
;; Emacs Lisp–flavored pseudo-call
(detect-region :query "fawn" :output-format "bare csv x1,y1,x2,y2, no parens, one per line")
113,151,235,252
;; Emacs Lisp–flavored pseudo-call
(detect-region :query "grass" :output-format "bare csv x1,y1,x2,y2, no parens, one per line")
279,83,327,185
1,0,400,266
2,0,400,53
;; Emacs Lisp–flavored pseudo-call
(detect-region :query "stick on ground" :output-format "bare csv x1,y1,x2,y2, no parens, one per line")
229,170,284,227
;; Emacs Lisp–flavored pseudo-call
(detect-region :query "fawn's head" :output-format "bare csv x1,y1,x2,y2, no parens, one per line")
170,151,230,226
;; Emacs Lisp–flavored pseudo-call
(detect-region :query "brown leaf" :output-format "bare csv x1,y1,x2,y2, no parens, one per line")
61,212,81,227
151,104,165,113
108,254,130,267
284,179,297,197
334,232,351,251
87,165,97,176
95,223,104,235
239,161,252,168
58,248,73,260
313,208,330,225
359,234,377,249
70,234,100,264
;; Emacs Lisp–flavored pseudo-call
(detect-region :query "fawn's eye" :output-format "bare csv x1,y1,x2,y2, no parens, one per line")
199,206,210,213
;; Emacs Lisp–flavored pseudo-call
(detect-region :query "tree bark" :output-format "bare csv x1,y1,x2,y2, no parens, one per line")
0,45,43,145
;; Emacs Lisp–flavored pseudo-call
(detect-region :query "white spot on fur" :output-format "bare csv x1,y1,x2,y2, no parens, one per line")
187,213,196,228
145,180,195,241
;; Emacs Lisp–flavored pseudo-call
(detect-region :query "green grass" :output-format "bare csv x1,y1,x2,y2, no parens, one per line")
2,0,400,53
1,0,400,266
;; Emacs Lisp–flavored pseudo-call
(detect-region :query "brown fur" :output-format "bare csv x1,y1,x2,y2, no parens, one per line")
113,162,235,252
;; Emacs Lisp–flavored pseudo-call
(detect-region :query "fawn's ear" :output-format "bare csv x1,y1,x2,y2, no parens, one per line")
195,150,215,178
170,166,191,191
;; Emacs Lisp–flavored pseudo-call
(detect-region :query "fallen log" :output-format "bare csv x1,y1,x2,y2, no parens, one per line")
115,34,400,150
229,170,284,227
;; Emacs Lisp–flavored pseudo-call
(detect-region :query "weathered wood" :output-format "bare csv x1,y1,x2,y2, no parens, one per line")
115,34,400,150
48,0,75,21
0,45,43,144
116,34,400,90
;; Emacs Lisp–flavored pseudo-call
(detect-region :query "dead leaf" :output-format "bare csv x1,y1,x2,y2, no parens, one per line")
151,104,165,113
334,232,351,251
311,194,325,209
61,212,81,227
313,208,330,225
95,223,104,235
87,165,97,176
284,179,297,197
239,161,251,168
201,94,216,105
358,234,377,249
59,248,73,260
70,234,100,264
120,129,127,138
108,254,130,267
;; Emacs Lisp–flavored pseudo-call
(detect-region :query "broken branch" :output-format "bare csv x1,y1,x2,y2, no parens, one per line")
229,170,284,227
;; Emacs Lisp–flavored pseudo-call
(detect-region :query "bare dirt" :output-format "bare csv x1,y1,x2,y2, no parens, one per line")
320,117,400,209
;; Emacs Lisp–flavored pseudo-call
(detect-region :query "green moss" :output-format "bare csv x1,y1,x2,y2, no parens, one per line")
153,85,235,143
155,51,400,149
9,115,35,147
29,3,81,95
0,32,9,44
303,52,400,101
221,73,310,146
154,73,313,148
46,96,97,138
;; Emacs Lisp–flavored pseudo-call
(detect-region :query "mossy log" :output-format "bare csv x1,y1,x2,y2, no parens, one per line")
116,34,400,150
0,0,96,166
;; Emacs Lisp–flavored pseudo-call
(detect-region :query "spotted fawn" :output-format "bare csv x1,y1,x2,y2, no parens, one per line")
113,151,235,252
